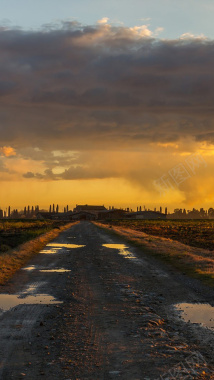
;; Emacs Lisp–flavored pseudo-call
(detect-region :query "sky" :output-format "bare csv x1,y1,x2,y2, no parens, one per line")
0,1,214,212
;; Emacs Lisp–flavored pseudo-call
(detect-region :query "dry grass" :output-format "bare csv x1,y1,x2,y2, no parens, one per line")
94,222,214,288
0,222,78,285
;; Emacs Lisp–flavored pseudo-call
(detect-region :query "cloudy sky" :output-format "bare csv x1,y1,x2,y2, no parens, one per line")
0,1,214,211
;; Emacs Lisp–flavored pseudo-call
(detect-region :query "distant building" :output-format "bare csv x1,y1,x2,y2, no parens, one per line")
73,204,107,213
97,209,127,220
126,211,167,220
70,211,96,221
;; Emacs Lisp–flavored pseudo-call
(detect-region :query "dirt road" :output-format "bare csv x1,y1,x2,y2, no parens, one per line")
0,221,213,379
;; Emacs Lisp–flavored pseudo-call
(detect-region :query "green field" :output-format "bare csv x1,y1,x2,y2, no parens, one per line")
101,219,214,251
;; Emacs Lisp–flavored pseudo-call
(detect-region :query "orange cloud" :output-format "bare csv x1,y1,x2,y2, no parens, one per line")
0,146,16,157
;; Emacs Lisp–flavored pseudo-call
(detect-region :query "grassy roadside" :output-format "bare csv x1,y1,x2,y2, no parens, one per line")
94,222,214,288
0,222,78,285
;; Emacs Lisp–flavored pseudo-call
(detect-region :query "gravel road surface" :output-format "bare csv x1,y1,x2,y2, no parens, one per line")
0,221,213,379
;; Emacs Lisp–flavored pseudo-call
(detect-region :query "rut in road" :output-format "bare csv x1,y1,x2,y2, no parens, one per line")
0,221,213,379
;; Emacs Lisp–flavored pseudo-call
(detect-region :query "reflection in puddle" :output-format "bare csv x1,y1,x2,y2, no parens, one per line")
39,269,71,273
103,244,128,250
175,303,214,330
40,247,63,254
21,283,47,295
47,243,85,249
102,244,143,265
22,265,37,271
0,294,62,314
22,266,71,273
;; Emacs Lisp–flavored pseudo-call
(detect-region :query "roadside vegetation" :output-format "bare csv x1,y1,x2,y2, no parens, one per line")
0,220,77,285
0,220,69,252
95,220,214,288
99,219,214,251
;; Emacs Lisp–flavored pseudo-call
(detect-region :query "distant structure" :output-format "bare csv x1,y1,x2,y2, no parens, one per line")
1,203,214,220
71,204,107,220
73,204,107,212
126,210,166,220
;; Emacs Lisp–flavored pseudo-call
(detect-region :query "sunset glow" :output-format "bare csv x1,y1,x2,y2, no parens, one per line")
0,2,214,212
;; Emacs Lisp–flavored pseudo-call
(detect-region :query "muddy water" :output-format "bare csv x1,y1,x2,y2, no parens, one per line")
22,265,71,273
175,303,214,330
22,265,37,271
102,243,144,265
0,240,78,314
0,279,63,314
39,269,71,273
47,243,85,248
0,293,62,314
40,243,85,254
40,247,63,254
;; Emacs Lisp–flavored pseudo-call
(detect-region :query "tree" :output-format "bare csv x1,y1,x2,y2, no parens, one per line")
208,208,214,218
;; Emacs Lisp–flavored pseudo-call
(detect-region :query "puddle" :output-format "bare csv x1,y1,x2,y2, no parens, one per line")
102,244,143,265
40,247,63,254
22,266,71,273
40,243,85,254
0,281,62,314
21,283,47,295
0,294,62,314
102,244,141,263
39,269,71,273
47,243,85,249
103,244,128,250
22,265,38,271
175,303,214,330
102,244,169,278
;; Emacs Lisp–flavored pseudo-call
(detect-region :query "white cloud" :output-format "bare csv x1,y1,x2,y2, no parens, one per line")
154,27,164,35
97,17,109,25
180,32,207,40
129,25,152,37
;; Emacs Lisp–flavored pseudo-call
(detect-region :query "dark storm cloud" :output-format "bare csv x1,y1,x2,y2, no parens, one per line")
0,23,214,149
23,165,119,181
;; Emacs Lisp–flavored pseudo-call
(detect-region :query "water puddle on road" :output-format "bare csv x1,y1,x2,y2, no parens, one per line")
47,243,85,249
39,269,71,273
40,243,85,254
40,247,63,254
0,294,62,314
21,283,47,295
175,303,214,330
22,265,38,271
22,266,71,273
102,244,143,265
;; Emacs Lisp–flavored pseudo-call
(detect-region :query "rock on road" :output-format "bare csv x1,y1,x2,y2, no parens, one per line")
0,221,213,379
